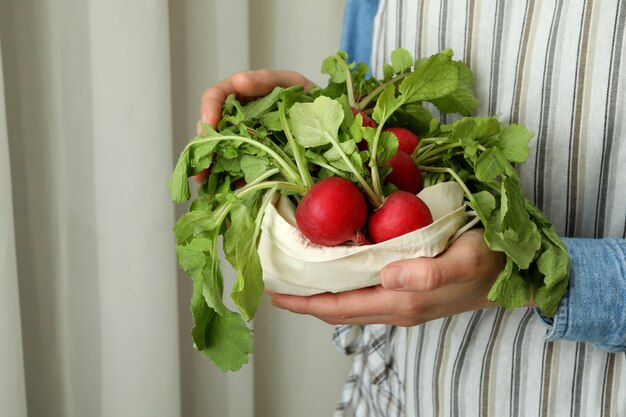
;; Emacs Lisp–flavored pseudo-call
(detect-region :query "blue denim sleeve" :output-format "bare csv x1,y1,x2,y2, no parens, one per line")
535,238,626,351
340,0,380,67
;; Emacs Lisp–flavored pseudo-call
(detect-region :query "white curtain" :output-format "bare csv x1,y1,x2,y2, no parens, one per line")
1,1,349,417
0,35,28,417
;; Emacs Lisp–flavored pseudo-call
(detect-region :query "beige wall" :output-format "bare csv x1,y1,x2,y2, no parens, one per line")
249,0,346,85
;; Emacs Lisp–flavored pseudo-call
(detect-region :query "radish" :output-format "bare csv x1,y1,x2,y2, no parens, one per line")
192,168,210,184
384,150,423,194
351,107,377,128
367,191,433,243
295,177,368,246
383,127,420,154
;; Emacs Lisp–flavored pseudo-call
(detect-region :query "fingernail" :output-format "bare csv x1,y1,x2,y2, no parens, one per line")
382,266,407,289
200,112,209,125
270,297,282,308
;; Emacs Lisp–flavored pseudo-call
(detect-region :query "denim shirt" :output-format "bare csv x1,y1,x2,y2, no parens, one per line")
538,238,626,351
341,0,626,351
339,0,380,69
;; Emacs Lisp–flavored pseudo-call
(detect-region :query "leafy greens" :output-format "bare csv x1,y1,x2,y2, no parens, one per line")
168,48,570,371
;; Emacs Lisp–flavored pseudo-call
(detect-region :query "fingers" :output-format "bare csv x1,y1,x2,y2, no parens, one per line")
269,286,438,326
198,70,315,133
228,69,315,98
270,286,389,319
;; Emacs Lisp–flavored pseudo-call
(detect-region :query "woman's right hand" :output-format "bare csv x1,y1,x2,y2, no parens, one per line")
193,70,315,183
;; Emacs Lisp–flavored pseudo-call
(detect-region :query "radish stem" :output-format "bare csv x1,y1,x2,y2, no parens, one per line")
357,73,410,110
279,102,313,187
418,165,477,208
185,135,302,186
335,57,356,108
324,132,381,207
368,102,403,202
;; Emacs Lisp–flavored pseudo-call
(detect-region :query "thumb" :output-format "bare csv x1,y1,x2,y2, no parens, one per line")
380,257,452,292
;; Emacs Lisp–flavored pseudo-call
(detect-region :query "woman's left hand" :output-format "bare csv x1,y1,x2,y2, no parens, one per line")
268,229,507,326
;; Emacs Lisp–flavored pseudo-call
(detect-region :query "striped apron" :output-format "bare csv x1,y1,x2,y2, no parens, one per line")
334,1,626,416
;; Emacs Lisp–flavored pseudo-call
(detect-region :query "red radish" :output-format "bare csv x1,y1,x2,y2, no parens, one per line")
384,150,423,194
232,178,247,190
295,177,368,246
192,168,211,184
367,191,433,243
383,127,420,154
351,107,377,128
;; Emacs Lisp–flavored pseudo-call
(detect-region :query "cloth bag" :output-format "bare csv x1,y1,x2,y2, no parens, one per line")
259,182,471,296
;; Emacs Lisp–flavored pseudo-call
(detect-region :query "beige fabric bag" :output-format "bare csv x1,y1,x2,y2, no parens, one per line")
259,182,472,296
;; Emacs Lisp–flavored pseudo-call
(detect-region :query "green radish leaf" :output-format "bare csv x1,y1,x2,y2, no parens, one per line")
222,94,246,126
177,238,229,317
223,202,255,265
289,96,344,148
536,243,570,290
279,87,314,108
201,250,229,317
261,111,283,131
168,147,191,203
467,191,497,220
173,210,219,244
323,139,358,161
488,257,531,309
493,124,534,163
337,94,355,130
398,52,459,103
532,273,569,317
383,63,395,81
223,191,269,323
372,84,398,125
430,61,479,116
240,155,271,183
475,147,515,182
321,52,349,83
374,131,399,167
190,280,214,351
500,176,534,233
484,222,541,270
176,238,214,278
230,225,264,322
169,133,224,203
451,116,502,141
391,48,414,74
240,85,307,125
201,309,253,372
242,86,285,121
392,104,435,136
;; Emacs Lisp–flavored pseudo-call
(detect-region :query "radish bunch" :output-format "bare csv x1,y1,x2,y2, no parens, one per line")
294,124,433,246
168,47,568,372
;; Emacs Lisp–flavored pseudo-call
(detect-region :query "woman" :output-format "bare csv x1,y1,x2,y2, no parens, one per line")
198,1,626,415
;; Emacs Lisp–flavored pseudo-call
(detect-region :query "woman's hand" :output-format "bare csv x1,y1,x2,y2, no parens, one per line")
193,69,315,183
197,69,315,132
269,229,507,326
